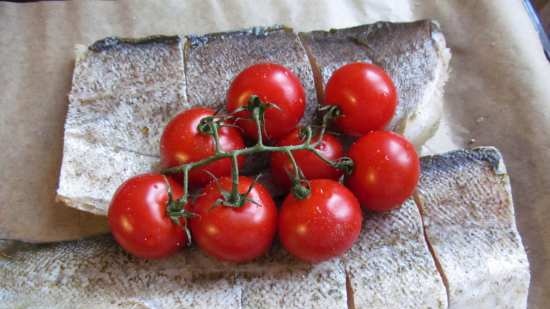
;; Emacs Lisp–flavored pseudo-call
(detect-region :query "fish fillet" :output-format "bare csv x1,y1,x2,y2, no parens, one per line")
0,238,242,309
57,36,188,215
416,147,530,308
17,148,534,309
0,238,348,309
0,215,439,309
299,20,451,146
343,200,447,309
185,26,318,125
57,21,450,216
57,21,447,215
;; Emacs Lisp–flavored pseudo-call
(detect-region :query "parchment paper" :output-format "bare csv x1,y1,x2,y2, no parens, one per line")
0,1,548,307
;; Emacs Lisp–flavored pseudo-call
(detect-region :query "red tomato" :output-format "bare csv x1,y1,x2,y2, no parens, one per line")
189,176,278,262
270,128,344,189
346,131,419,212
108,173,187,259
160,107,245,187
279,179,363,263
226,63,306,141
323,62,397,136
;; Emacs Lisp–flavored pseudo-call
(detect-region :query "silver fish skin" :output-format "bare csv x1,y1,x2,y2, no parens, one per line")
0,238,347,309
343,199,447,309
299,20,451,146
57,21,450,216
57,37,188,216
416,147,530,309
70,36,186,99
13,148,534,309
0,211,441,309
185,26,317,126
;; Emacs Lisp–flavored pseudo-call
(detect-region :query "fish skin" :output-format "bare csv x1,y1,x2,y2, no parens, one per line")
57,37,188,215
343,200,447,309
57,21,449,216
71,36,186,100
299,20,450,146
0,238,347,309
185,26,318,126
416,147,530,309
6,148,530,308
0,237,242,309
175,243,349,309
237,260,348,309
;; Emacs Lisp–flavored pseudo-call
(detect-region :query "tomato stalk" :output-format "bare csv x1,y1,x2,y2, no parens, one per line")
164,173,195,243
162,97,353,207
228,154,241,205
252,101,265,147
284,148,311,199
315,105,340,142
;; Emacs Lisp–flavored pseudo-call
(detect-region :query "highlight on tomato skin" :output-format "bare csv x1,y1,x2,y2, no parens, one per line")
159,107,246,187
108,173,188,259
226,63,306,141
346,131,420,212
270,128,344,190
278,179,363,263
189,176,278,263
323,62,397,136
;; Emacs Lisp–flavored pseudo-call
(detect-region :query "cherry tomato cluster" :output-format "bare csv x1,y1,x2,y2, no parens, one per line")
108,62,420,263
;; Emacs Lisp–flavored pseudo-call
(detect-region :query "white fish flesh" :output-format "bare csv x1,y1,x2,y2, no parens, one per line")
57,36,188,216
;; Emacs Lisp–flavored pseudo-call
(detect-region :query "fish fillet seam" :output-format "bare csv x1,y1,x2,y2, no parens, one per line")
413,191,451,307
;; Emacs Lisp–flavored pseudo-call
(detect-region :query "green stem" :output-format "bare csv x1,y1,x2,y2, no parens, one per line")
311,148,337,168
303,126,313,146
252,106,264,146
229,153,240,204
182,166,190,203
314,105,340,147
163,142,329,175
162,104,350,207
285,148,311,199
211,122,222,155
285,149,302,181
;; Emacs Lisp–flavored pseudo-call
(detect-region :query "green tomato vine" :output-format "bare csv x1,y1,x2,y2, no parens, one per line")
162,95,353,225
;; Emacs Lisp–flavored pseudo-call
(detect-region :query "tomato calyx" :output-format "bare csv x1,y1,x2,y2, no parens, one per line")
318,104,341,124
290,179,311,200
244,95,282,113
165,195,194,224
214,174,263,208
333,157,354,175
196,116,218,135
163,177,196,245
237,95,283,144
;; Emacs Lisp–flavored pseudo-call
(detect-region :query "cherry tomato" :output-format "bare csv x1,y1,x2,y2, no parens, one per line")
108,173,187,259
279,179,363,263
189,176,277,262
323,62,397,136
226,63,306,141
160,107,245,187
346,131,419,212
270,128,344,189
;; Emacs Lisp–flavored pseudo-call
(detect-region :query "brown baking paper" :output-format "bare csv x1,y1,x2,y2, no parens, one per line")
0,1,548,307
